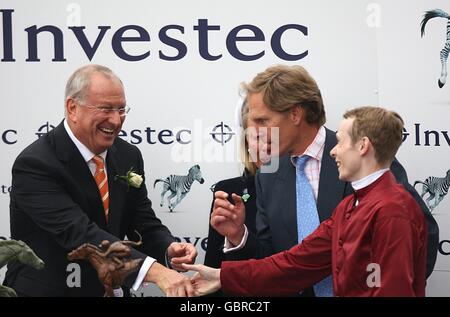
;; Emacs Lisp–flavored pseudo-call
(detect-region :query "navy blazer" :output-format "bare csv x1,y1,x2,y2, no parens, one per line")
4,121,176,296
227,128,439,281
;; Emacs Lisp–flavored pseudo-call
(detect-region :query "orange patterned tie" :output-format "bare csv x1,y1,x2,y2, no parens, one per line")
92,155,109,221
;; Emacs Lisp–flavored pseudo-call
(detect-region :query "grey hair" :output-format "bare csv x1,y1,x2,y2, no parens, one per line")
64,64,123,104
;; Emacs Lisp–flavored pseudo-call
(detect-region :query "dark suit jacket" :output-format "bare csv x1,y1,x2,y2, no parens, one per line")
4,121,176,296
226,128,439,288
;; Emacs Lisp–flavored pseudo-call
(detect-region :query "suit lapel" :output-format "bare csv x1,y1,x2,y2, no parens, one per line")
317,128,346,222
54,121,107,229
275,155,298,243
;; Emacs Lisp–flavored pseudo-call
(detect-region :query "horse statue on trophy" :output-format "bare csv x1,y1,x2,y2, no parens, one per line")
0,239,45,297
67,233,144,297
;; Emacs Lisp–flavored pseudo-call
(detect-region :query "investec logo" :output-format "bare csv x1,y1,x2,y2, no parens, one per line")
402,123,450,147
3,122,450,147
1,121,231,145
0,9,308,62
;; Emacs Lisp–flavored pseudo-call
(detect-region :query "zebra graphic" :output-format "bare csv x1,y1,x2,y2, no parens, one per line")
421,9,450,88
414,169,450,212
153,165,205,212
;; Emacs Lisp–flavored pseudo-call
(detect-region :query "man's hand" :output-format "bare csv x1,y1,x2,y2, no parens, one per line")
167,242,197,272
182,263,221,297
145,262,195,297
210,191,246,246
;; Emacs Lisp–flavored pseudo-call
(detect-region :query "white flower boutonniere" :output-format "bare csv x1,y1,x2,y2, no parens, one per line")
115,168,143,189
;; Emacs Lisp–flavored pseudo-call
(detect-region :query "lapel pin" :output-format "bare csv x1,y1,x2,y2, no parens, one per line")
241,188,250,202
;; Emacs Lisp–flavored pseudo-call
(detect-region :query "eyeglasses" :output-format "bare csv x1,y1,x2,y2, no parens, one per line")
80,104,131,117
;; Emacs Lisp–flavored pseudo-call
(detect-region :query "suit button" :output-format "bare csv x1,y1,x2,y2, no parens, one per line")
339,239,344,246
345,213,351,219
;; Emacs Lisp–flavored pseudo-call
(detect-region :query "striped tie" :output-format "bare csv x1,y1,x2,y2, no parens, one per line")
92,155,109,221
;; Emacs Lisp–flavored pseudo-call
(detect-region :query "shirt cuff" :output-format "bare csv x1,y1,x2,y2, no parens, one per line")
223,225,248,253
132,256,156,291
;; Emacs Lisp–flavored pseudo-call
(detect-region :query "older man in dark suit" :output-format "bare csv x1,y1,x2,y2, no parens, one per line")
4,65,196,297
211,65,439,297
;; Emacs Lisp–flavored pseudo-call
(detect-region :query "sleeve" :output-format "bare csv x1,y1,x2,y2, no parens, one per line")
221,217,334,296
390,158,439,277
369,205,426,296
125,150,176,265
204,183,226,269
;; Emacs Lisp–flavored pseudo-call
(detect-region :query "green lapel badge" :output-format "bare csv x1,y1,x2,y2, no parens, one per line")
241,188,250,202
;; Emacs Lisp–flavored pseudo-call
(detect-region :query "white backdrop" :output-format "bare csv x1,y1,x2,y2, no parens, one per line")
0,0,448,296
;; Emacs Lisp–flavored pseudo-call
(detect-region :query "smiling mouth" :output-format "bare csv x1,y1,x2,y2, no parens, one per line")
99,127,115,136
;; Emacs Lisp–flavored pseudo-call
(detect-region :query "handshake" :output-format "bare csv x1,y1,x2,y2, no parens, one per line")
151,191,244,297
152,191,244,297
143,241,221,297
152,262,221,297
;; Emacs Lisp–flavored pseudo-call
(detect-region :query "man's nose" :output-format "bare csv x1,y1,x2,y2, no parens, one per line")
330,147,336,157
109,110,123,125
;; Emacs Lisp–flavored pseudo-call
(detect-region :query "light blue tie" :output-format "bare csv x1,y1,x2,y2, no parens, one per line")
295,155,334,297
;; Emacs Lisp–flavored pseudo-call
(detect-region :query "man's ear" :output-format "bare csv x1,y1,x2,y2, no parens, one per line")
290,105,302,125
66,98,78,123
359,136,371,156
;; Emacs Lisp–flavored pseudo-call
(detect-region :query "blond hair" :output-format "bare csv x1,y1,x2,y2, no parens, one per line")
239,100,258,176
242,64,326,126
